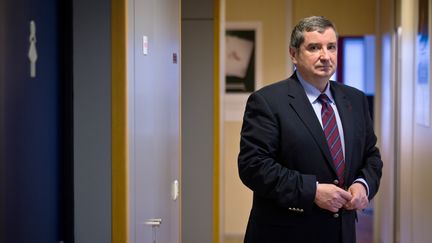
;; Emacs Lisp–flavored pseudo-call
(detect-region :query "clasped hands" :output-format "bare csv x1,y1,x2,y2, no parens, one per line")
314,183,368,213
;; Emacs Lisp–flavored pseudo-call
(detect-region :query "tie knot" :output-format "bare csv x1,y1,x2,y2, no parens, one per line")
318,94,330,104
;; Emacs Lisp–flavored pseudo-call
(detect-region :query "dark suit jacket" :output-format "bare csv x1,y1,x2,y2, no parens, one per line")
238,73,383,243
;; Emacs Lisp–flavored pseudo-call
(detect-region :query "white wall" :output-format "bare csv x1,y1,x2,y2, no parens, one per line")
399,0,432,242
377,0,432,242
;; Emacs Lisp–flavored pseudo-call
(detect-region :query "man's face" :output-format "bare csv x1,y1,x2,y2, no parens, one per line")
290,28,338,87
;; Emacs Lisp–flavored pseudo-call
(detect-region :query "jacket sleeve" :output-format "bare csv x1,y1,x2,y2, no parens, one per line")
358,94,383,200
238,92,317,211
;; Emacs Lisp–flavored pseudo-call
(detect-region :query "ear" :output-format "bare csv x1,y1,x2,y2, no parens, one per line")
289,47,298,64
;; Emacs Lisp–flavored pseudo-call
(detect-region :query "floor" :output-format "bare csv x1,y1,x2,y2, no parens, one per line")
224,208,374,243
356,207,374,243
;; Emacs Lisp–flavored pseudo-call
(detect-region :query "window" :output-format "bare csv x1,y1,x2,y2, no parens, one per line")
337,36,375,95
337,36,376,118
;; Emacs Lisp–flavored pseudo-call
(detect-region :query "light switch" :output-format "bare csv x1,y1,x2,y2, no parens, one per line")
171,180,179,201
143,35,148,55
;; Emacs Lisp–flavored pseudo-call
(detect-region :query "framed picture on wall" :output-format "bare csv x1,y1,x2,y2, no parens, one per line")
415,0,431,126
224,22,262,121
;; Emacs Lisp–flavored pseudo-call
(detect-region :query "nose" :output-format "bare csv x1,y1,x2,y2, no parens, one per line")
319,48,330,60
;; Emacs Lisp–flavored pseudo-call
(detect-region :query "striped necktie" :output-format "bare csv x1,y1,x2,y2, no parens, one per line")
318,94,345,186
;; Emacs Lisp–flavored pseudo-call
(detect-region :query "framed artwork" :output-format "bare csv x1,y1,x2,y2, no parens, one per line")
224,22,262,121
415,0,431,126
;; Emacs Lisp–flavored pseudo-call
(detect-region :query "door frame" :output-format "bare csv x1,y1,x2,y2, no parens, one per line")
111,0,128,242
58,0,75,241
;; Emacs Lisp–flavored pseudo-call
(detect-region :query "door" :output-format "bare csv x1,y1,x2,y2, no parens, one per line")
0,0,73,242
129,0,181,242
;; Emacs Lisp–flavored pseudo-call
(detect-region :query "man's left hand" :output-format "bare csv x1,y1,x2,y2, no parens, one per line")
344,183,368,210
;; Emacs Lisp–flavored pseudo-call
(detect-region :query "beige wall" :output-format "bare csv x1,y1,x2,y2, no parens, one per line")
223,121,250,235
224,0,290,236
223,0,377,237
226,0,290,85
292,0,376,35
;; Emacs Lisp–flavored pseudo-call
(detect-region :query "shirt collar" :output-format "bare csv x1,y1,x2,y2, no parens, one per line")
296,71,335,105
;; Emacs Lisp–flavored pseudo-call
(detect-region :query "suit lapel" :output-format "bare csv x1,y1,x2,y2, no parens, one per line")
330,82,354,183
285,76,336,172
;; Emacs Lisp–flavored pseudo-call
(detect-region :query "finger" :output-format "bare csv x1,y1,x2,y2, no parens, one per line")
356,197,368,209
330,206,339,213
361,199,369,209
348,202,357,210
345,197,359,210
343,204,354,210
339,190,353,201
339,198,350,206
348,196,368,210
340,192,354,204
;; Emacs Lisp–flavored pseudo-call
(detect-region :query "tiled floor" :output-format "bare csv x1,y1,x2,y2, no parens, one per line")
224,210,374,243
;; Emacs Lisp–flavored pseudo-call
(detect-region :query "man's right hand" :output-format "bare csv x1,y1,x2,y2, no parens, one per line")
314,183,352,212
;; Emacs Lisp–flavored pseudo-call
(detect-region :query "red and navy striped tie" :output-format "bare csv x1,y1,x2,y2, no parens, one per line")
318,94,345,186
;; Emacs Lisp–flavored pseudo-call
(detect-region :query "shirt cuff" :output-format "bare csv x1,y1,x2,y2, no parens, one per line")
353,178,369,196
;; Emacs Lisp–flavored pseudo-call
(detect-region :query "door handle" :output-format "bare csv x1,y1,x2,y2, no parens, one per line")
144,218,162,227
171,180,179,201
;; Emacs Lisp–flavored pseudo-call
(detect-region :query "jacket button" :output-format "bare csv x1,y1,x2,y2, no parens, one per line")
333,213,339,218
333,179,339,185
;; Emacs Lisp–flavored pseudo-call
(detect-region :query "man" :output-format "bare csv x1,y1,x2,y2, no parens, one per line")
238,16,383,243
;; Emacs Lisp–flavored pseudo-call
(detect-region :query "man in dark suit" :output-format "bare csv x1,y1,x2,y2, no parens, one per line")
238,16,383,243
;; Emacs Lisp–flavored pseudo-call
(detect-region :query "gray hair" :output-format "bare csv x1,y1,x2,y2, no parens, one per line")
290,16,338,49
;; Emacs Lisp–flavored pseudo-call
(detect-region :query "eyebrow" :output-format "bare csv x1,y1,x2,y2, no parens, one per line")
305,42,337,47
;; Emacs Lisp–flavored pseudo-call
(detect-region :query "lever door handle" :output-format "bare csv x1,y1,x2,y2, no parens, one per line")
144,218,162,226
